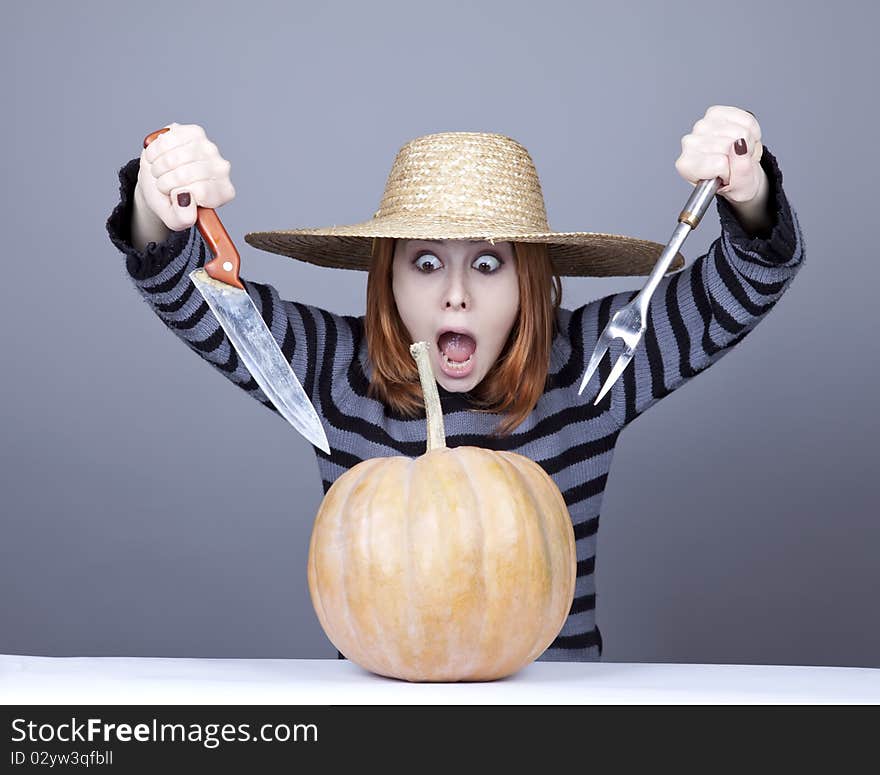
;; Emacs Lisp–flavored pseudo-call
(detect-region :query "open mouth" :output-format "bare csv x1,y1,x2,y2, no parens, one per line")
436,329,478,373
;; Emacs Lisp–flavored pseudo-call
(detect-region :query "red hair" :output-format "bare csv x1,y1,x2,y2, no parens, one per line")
365,238,562,437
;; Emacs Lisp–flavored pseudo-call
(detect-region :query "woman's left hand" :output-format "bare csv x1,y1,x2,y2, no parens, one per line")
675,105,766,205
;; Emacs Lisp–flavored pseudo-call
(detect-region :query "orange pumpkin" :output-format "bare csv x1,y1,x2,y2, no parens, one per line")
307,341,576,682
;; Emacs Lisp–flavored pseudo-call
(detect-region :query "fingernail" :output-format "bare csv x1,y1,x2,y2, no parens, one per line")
177,192,191,207
734,138,748,155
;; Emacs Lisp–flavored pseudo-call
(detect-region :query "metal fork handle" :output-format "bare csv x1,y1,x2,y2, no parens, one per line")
633,177,722,316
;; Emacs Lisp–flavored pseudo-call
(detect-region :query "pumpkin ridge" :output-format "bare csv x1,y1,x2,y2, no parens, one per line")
531,452,576,602
500,452,568,662
337,458,386,662
468,447,521,676
410,449,462,676
452,447,489,679
309,478,345,652
363,456,408,676
490,450,543,671
402,456,415,676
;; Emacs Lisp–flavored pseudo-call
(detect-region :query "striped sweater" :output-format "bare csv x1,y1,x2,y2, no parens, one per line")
107,145,805,662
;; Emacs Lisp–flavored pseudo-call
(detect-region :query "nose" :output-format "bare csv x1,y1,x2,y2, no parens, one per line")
443,266,470,310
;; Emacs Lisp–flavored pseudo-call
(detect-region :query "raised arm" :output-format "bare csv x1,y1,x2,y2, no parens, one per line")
106,132,358,445
574,143,805,429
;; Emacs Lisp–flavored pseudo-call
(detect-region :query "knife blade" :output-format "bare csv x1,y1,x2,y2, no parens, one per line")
144,128,331,455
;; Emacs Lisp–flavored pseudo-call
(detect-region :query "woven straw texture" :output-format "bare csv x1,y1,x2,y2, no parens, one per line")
244,131,685,277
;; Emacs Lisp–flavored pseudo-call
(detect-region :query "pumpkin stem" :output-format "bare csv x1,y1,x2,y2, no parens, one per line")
409,341,447,452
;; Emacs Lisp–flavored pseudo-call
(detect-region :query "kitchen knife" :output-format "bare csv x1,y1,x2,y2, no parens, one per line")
144,128,331,455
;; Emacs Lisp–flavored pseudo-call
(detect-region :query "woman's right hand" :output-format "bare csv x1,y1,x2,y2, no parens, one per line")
135,122,236,232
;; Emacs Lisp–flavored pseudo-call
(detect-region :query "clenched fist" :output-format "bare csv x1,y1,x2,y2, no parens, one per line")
135,122,236,232
675,105,766,205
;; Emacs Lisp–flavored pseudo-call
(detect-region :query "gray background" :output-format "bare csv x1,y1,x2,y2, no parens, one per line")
1,0,877,668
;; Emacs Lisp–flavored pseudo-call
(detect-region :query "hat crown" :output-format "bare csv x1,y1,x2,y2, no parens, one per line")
373,131,551,233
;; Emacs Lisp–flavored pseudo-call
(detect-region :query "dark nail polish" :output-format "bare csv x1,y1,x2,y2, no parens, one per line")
177,192,191,207
734,138,748,155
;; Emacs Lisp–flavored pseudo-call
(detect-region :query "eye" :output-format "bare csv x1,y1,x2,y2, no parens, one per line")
412,250,504,274
473,253,502,273
414,252,441,273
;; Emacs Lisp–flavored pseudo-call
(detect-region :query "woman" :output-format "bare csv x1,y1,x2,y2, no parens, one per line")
106,107,805,661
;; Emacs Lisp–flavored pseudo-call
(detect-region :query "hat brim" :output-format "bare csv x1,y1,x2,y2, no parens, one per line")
243,217,686,277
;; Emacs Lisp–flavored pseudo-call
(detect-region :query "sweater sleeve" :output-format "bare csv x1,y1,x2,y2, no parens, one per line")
106,157,359,432
574,144,806,429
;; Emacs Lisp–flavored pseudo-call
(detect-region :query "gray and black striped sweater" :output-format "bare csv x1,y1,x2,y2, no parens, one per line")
107,145,805,662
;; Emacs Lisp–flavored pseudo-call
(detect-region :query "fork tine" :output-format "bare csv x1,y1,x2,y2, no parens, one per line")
578,338,610,396
593,348,634,406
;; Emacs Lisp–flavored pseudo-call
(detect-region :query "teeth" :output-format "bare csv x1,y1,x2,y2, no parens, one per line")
442,352,473,370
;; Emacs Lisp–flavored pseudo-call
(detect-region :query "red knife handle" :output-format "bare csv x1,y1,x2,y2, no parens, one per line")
143,128,244,290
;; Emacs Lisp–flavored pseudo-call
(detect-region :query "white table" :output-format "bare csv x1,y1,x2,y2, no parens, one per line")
2,654,878,705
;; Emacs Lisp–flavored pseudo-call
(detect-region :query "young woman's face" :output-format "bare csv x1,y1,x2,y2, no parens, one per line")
392,238,519,392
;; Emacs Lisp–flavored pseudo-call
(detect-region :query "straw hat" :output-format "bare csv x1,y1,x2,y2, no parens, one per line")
243,131,685,277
